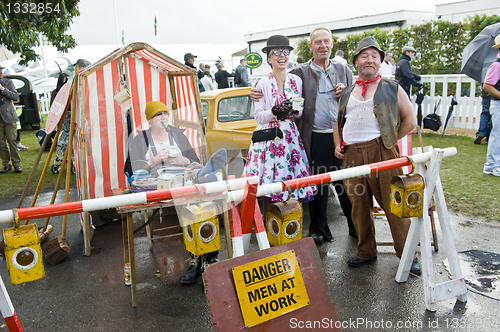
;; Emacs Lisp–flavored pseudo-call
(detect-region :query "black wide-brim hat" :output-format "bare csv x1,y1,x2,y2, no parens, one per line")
352,36,385,64
262,35,294,54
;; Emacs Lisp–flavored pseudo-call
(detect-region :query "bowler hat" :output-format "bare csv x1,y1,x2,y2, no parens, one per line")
493,34,500,49
262,35,294,54
352,36,385,64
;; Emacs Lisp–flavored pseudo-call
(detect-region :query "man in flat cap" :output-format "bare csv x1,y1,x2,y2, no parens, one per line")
395,46,423,98
184,53,205,92
334,36,420,274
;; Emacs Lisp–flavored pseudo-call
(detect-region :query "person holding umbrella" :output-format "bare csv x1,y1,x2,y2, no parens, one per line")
461,23,500,145
482,34,500,177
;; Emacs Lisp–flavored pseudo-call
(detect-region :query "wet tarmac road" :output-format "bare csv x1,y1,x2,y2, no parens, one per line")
1,189,499,331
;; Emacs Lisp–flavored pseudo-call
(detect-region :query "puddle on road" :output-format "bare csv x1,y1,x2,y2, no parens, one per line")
444,250,500,300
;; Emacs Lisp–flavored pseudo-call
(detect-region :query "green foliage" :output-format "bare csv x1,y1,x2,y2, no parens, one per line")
293,14,500,77
0,0,80,65
465,14,500,44
294,38,313,62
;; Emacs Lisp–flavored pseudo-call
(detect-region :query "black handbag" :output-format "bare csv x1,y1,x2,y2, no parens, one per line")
251,126,283,143
423,107,442,131
423,113,441,131
423,99,442,131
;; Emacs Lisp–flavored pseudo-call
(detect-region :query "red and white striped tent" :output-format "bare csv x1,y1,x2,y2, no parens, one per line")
72,43,206,254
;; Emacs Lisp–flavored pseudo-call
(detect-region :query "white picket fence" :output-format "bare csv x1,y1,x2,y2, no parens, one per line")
240,73,483,131
413,74,481,131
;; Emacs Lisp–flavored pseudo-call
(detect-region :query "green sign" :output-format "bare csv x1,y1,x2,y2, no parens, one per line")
245,52,263,69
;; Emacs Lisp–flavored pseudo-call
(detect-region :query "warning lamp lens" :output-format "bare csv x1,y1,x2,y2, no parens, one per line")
185,224,194,242
12,247,39,270
268,218,280,237
394,191,402,204
407,191,422,208
16,249,35,266
198,222,217,243
285,220,301,239
408,193,418,205
392,189,402,206
200,223,213,239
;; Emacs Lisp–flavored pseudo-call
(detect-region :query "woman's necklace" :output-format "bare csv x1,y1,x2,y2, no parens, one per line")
274,73,286,86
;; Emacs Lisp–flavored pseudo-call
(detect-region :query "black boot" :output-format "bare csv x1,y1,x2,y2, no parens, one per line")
179,255,201,285
201,251,219,272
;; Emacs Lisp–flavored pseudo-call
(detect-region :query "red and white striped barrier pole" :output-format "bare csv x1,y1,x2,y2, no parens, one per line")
0,177,258,224
0,147,456,224
227,147,457,203
0,276,23,332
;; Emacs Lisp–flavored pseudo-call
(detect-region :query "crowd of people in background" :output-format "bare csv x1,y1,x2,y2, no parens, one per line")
184,53,249,91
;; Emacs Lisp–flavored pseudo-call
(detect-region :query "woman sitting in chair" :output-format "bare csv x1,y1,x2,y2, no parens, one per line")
128,100,225,285
128,101,200,177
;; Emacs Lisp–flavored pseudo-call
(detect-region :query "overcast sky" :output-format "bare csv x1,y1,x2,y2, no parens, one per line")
68,0,453,46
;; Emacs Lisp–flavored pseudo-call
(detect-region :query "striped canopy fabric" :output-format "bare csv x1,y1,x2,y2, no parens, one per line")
73,43,204,205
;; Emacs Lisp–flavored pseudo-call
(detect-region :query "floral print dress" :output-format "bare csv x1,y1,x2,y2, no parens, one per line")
244,73,315,202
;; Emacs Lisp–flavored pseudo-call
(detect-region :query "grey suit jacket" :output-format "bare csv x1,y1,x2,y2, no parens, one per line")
0,78,20,124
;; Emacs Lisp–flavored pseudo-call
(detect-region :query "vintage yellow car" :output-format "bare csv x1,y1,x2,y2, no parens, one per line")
200,87,257,176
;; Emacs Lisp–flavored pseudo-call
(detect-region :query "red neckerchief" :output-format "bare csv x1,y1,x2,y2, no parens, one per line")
356,73,381,96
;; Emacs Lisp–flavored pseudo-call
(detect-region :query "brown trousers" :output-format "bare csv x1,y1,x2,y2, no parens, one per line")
342,137,410,260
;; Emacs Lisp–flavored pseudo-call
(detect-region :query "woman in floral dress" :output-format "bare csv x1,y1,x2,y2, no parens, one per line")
244,35,315,202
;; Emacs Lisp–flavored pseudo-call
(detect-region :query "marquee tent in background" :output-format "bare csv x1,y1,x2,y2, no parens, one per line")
72,42,206,254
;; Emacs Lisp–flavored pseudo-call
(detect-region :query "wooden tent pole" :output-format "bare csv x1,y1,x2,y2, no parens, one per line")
76,67,92,256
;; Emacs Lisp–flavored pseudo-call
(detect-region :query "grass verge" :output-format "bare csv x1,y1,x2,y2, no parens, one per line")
417,132,499,221
0,126,75,201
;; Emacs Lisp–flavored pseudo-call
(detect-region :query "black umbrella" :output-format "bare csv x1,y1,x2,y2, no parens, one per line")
442,96,458,136
461,23,500,83
415,89,425,127
415,88,425,148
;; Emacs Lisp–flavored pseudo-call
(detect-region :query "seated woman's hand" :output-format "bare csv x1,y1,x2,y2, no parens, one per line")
168,155,190,166
155,148,171,164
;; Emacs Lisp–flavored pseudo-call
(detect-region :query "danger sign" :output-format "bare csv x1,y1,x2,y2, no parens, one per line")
232,250,309,327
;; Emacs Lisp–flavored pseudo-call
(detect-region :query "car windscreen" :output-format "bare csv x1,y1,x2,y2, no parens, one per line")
217,95,254,122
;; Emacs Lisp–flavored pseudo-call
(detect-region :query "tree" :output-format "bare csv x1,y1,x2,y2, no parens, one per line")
294,38,313,63
292,14,500,77
0,0,80,65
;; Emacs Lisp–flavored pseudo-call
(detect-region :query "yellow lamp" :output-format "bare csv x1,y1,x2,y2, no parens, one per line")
390,174,425,218
181,202,220,256
3,222,45,285
266,200,303,247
